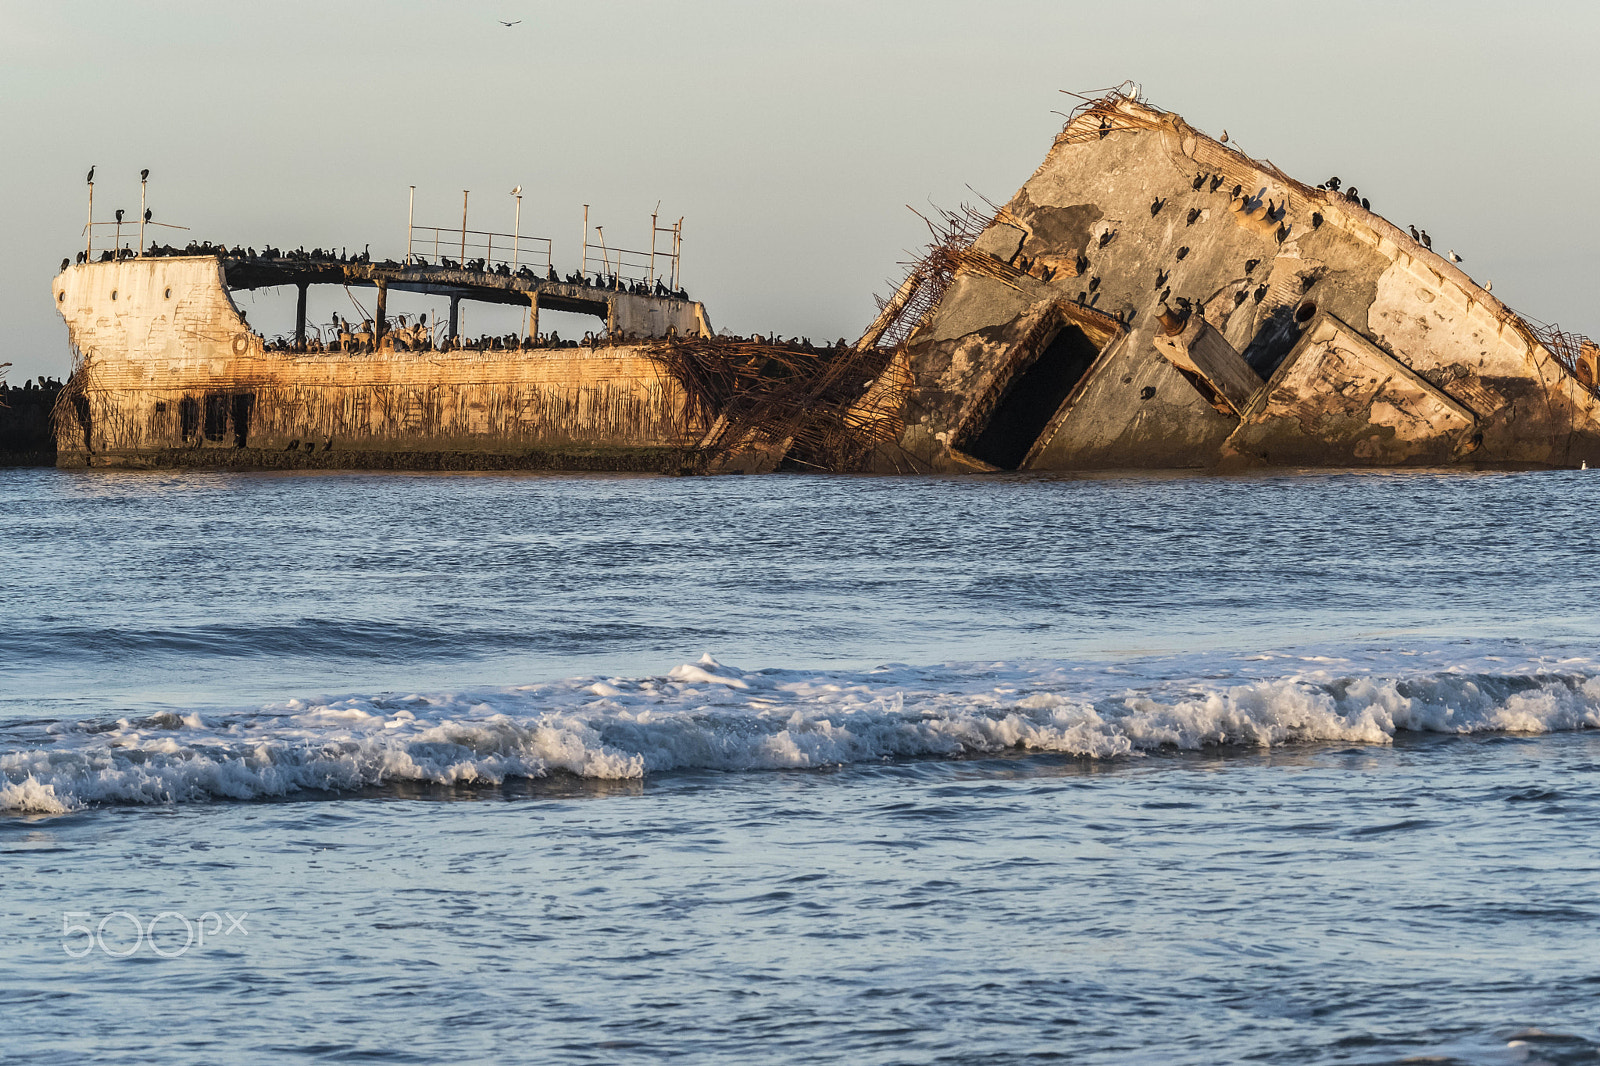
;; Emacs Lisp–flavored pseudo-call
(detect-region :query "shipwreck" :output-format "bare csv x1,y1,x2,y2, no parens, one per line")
49,88,1600,473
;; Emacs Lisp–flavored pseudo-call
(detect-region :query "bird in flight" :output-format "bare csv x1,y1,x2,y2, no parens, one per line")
499,19,521,26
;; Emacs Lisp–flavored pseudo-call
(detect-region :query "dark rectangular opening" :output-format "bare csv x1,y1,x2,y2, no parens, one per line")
179,396,199,440
203,394,230,442
964,325,1100,470
231,393,255,448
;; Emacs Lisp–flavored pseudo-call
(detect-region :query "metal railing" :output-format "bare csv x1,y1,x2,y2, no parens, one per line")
582,244,663,286
406,226,552,274
82,219,189,260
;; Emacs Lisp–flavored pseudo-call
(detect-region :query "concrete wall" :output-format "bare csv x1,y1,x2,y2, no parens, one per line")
884,94,1600,471
52,257,701,468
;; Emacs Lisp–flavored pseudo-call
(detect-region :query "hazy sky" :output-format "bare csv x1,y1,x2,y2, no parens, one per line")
2,0,1596,382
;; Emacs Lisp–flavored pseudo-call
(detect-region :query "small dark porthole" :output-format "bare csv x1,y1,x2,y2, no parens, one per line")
58,292,65,302
164,287,172,299
1295,300,1317,323
111,290,118,300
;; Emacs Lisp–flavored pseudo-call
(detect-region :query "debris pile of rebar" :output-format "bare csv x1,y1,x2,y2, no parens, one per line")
869,203,997,350
644,337,897,472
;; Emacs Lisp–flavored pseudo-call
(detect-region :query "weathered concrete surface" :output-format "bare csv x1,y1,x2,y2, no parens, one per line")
877,92,1600,471
52,257,702,469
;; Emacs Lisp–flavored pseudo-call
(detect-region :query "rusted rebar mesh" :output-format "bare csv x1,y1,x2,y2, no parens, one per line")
1524,319,1600,389
869,202,998,350
643,337,898,472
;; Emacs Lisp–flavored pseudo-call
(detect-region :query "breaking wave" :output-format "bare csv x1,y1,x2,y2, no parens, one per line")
5,653,1600,813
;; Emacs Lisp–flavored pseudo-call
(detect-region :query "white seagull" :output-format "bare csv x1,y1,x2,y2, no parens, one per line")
1449,250,1463,263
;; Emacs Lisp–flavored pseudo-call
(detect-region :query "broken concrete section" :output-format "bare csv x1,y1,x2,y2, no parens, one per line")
1225,312,1479,467
1152,314,1261,418
865,89,1600,472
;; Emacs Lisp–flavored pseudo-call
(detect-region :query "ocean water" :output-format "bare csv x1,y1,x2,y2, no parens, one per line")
3,466,1600,1064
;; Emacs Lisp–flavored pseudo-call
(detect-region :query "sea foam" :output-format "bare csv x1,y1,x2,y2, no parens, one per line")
4,653,1599,812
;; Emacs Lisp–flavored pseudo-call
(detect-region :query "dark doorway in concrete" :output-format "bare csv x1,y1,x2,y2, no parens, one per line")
71,394,93,453
231,394,255,448
965,325,1099,470
179,397,199,441
203,395,230,442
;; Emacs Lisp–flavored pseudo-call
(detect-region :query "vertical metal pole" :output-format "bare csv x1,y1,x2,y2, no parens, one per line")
448,295,460,343
650,203,659,288
527,291,539,342
407,185,415,265
139,179,147,256
513,193,522,269
460,190,469,266
675,219,683,289
597,226,609,279
581,204,589,279
295,282,308,350
114,216,122,258
86,181,94,260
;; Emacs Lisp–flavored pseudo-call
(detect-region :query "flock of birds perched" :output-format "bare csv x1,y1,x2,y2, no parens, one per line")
62,241,693,300
1314,175,1468,268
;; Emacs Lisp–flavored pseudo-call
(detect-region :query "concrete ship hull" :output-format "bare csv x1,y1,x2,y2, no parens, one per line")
51,256,707,472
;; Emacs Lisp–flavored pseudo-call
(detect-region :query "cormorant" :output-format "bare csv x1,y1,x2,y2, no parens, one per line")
1186,207,1201,226
86,165,95,184
1409,224,1420,241
1176,247,1189,261
140,168,149,182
